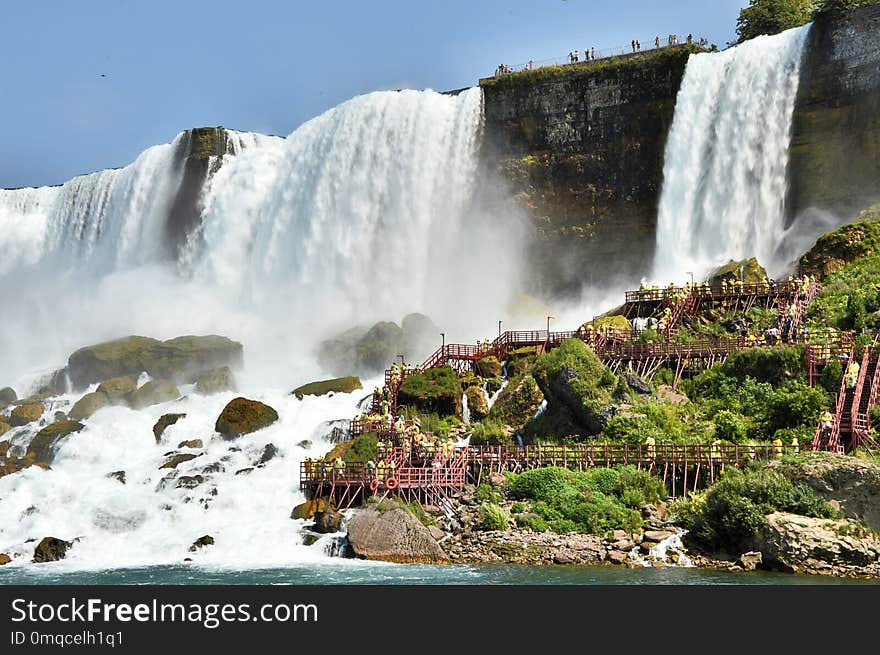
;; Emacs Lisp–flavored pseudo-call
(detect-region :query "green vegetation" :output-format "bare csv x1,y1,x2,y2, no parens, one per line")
532,339,618,416
477,503,511,531
342,433,377,464
506,466,666,535
673,465,838,551
815,0,880,15
469,418,511,445
808,254,880,331
397,366,463,417
480,45,701,91
736,0,817,43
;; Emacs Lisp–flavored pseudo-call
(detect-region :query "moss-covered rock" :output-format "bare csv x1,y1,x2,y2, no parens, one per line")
159,453,200,469
465,386,489,422
488,374,544,430
141,335,243,382
27,420,85,464
129,380,180,410
153,413,186,443
215,397,279,438
194,366,236,395
96,376,137,402
476,356,503,378
397,366,463,418
68,391,109,420
291,498,334,520
9,402,44,427
587,315,632,333
291,376,363,400
532,339,618,435
0,424,9,438
800,208,880,279
68,336,161,389
707,257,768,285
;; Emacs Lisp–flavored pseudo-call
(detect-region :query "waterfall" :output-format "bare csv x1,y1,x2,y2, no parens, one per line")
653,25,811,282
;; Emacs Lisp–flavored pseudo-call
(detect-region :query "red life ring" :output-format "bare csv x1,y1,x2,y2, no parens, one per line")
386,477,399,490
369,478,379,492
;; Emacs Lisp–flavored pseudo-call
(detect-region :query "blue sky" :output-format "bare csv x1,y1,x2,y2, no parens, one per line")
1,0,745,188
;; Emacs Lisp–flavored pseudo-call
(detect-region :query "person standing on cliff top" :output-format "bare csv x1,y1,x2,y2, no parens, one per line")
591,47,595,60
655,35,660,48
636,40,641,51
631,39,636,52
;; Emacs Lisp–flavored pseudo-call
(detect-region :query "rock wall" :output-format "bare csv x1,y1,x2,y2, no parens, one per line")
788,5,880,223
480,46,698,298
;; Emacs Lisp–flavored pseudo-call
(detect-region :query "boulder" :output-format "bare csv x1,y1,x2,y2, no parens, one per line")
313,510,344,534
657,385,689,405
0,387,17,406
428,526,446,541
68,391,109,420
291,498,333,520
68,336,161,389
177,439,203,449
476,356,503,378
465,386,489,422
189,535,214,552
624,373,652,395
235,467,254,476
202,462,226,474
107,470,126,484
9,402,44,427
96,376,137,402
800,210,880,280
141,336,243,382
291,376,362,400
757,512,880,574
642,530,674,544
153,413,186,443
33,537,72,563
257,443,278,466
737,551,763,572
487,374,544,431
27,420,85,464
397,367,463,418
194,366,235,395
607,550,630,565
159,453,199,470
346,503,448,563
770,453,880,534
707,257,768,286
129,380,180,410
177,475,205,489
0,553,11,565
0,423,9,438
215,397,279,438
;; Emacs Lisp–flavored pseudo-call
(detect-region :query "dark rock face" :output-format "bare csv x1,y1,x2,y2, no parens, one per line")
68,391,109,420
788,5,880,224
256,443,278,466
346,504,448,563
129,380,180,410
153,413,187,443
481,47,696,298
313,510,344,534
33,537,72,563
215,397,278,438
96,376,137,403
189,535,215,552
68,336,161,389
27,420,85,464
0,387,17,406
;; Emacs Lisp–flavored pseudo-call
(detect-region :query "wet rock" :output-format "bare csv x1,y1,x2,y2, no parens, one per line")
9,402,44,427
202,462,225,474
554,552,575,564
487,374,544,431
0,423,9,438
607,550,630,565
194,366,236,395
177,439,203,449
141,336,243,382
292,376,362,400
302,534,321,546
153,413,186,443
707,257,768,286
291,498,333,520
737,551,763,572
476,356,503,378
107,470,126,484
235,467,254,476
160,453,199,470
33,537,72,563
215,397,278,438
68,391,109,420
347,502,448,563
464,386,489,422
53,411,66,422
429,526,446,541
130,379,180,410
27,420,85,464
189,535,214,552
0,553,11,565
0,387,17,406
96,376,137,403
313,510,343,534
68,336,162,388
177,475,205,489
297,440,313,449
257,443,278,466
642,530,674,544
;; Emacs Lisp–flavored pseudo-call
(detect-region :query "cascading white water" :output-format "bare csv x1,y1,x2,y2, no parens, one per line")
653,25,810,282
0,87,527,571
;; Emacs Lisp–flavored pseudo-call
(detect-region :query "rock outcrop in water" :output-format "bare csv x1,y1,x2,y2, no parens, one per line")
33,537,72,563
346,501,448,564
27,420,85,465
214,397,278,438
291,376,362,400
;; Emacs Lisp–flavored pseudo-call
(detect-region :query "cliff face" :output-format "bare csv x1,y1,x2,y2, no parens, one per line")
788,5,880,224
480,47,697,299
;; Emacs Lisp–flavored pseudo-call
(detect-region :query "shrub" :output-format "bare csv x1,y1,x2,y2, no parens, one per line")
477,503,511,531
714,410,749,443
343,433,377,464
470,418,512,446
474,483,504,504
820,360,843,393
515,514,549,532
616,465,667,504
509,467,571,502
549,519,579,534
510,502,526,514
587,468,620,496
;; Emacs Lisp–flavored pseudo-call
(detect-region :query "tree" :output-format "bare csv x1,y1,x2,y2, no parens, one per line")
736,0,817,42
815,0,880,14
